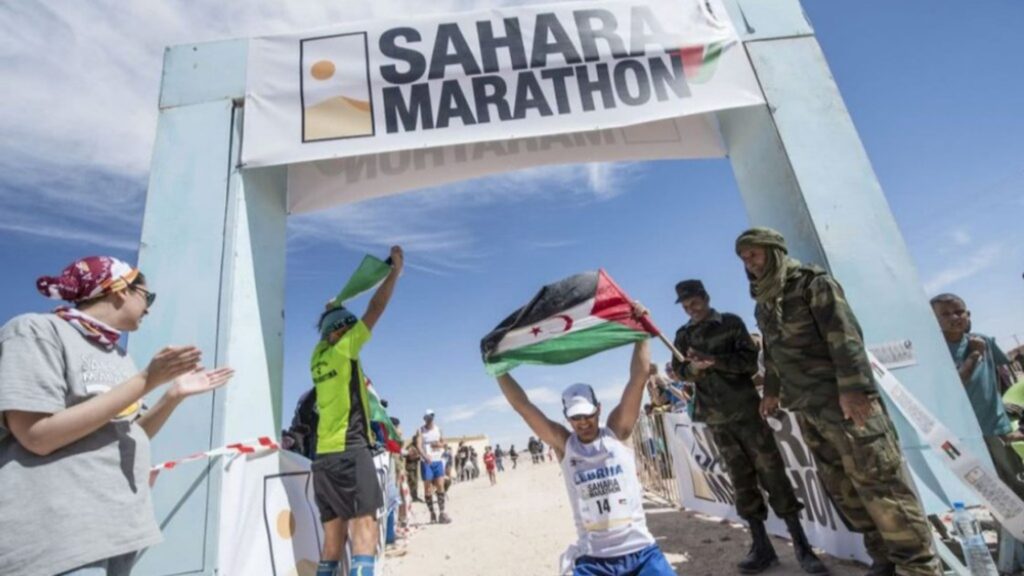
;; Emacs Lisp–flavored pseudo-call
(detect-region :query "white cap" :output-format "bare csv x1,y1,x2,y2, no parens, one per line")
562,383,599,418
424,409,435,418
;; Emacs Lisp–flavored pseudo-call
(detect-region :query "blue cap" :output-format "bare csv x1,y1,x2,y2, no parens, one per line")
319,305,358,340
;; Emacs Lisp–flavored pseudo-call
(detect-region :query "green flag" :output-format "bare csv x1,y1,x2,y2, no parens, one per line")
331,254,392,307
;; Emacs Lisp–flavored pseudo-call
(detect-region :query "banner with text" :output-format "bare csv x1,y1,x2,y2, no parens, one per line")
244,0,763,171
663,411,870,563
286,115,723,213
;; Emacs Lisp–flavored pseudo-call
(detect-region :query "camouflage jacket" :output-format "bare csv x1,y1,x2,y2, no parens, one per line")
672,310,761,425
755,265,877,412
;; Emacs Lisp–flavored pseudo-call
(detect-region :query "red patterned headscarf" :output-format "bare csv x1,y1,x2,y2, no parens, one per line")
37,256,139,303
36,256,141,350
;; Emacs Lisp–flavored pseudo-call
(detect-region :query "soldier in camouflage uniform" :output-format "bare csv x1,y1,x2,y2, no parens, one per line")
735,228,940,576
672,279,827,574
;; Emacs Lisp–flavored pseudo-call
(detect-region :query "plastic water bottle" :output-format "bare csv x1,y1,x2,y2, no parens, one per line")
952,502,999,575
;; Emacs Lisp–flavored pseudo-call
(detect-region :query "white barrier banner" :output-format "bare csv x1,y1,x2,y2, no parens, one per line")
286,115,723,213
214,449,395,575
243,0,763,169
662,411,870,562
867,354,1024,539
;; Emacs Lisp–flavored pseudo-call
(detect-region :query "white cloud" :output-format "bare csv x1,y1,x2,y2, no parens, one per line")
3,0,629,254
951,228,971,247
923,243,1003,294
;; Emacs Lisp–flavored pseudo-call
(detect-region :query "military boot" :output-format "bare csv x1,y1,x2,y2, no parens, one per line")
863,560,895,576
738,520,779,574
783,515,829,574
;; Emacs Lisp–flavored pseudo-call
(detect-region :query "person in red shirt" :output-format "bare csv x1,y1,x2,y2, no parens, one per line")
483,445,497,486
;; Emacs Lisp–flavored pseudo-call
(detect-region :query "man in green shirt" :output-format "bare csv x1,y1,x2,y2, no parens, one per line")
312,246,403,576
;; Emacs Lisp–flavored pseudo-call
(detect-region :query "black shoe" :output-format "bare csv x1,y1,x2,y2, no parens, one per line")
438,513,452,524
863,560,895,576
738,520,779,574
783,516,829,574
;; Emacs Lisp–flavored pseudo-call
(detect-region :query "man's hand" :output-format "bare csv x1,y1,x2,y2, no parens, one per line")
759,395,780,419
686,347,715,371
389,245,404,274
839,391,874,428
630,301,649,319
1003,430,1024,443
967,336,987,356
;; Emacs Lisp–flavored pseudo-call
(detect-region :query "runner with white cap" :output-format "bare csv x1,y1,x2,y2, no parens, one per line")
495,302,674,576
417,409,450,524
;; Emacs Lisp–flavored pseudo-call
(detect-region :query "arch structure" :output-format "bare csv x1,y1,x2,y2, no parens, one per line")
129,0,987,573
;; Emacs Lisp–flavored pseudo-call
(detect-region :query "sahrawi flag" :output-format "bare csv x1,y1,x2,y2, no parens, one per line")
330,254,392,307
481,270,659,376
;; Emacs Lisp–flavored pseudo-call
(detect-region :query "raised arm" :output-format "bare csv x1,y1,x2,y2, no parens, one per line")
607,337,651,441
496,372,570,455
362,246,403,332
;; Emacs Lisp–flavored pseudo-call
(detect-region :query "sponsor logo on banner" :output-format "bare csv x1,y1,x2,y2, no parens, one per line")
663,412,869,562
673,415,842,532
301,33,375,142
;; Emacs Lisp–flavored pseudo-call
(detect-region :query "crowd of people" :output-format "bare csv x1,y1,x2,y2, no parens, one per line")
2,226,1022,576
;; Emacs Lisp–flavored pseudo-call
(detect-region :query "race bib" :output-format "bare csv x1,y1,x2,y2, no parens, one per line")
574,463,635,532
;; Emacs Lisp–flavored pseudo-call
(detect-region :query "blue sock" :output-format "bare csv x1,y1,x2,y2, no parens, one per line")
316,560,339,576
350,555,375,576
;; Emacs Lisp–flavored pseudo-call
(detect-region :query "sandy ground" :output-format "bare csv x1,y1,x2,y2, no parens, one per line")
387,462,866,576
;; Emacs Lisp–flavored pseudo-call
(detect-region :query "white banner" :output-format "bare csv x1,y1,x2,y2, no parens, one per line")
867,354,1024,539
243,0,763,169
286,114,723,213
662,411,870,563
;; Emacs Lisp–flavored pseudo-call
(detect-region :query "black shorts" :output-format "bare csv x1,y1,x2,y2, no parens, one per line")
312,449,383,522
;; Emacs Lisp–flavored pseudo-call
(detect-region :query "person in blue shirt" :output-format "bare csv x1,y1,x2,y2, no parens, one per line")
932,292,1024,572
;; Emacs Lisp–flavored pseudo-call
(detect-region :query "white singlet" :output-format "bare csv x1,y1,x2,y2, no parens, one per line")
420,425,444,461
560,427,655,559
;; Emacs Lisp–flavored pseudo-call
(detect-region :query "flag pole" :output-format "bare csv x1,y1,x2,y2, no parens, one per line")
655,332,687,365
637,312,686,365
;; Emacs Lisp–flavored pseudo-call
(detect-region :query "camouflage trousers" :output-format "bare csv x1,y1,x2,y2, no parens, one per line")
796,400,940,576
709,417,803,522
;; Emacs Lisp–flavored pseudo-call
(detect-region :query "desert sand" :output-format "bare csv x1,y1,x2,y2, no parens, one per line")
387,461,866,576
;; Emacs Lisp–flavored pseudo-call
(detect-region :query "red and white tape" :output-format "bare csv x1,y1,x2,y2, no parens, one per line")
149,436,280,485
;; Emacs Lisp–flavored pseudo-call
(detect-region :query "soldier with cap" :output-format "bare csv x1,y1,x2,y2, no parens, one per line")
735,228,939,576
672,279,827,574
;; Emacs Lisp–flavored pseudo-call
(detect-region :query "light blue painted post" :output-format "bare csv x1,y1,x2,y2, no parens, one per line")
717,0,988,512
129,39,287,575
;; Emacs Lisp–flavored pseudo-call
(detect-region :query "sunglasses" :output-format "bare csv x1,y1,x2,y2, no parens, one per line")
133,285,157,308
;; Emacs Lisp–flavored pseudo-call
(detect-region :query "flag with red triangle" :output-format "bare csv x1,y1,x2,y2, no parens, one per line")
481,270,659,376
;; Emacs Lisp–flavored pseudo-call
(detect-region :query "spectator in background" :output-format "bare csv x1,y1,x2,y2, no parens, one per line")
484,446,497,485
404,434,422,503
494,444,506,472
660,362,692,414
645,363,671,413
283,388,319,459
932,293,1024,572
0,256,234,576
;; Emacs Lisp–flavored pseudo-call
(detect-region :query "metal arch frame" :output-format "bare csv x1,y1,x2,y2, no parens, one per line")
129,2,984,573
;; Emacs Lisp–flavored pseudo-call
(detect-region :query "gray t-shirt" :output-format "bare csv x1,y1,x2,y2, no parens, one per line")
0,313,162,575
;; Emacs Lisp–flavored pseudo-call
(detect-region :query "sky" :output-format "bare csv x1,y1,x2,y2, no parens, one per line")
1,1,1022,451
